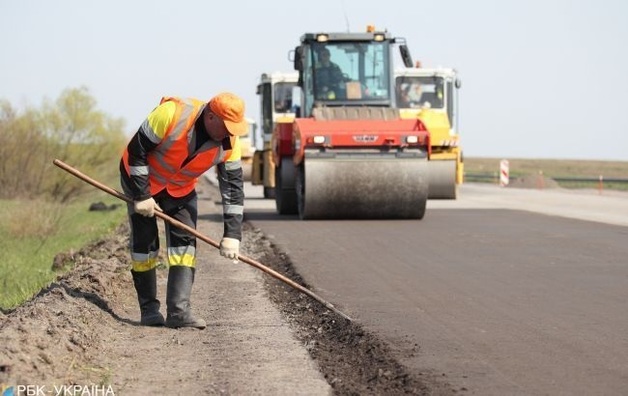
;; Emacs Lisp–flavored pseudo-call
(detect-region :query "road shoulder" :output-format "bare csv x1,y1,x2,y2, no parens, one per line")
0,177,330,395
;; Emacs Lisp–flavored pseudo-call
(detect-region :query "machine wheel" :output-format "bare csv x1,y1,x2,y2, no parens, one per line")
296,164,306,220
274,158,298,215
263,187,276,199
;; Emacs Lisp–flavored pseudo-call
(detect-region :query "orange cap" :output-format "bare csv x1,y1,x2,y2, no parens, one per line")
208,92,248,136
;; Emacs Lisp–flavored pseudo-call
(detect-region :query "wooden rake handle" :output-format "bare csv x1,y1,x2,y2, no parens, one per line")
53,159,352,322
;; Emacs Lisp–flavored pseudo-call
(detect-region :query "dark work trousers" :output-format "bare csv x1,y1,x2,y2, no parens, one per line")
126,190,198,271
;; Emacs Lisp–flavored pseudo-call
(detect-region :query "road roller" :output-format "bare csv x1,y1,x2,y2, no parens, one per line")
395,66,463,199
252,72,299,198
272,27,431,220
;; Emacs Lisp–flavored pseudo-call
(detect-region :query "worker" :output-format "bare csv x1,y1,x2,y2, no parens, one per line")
406,82,423,103
314,48,344,99
274,97,292,112
397,84,411,107
120,92,247,329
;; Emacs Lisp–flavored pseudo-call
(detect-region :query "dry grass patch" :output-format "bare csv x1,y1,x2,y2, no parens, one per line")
5,200,62,239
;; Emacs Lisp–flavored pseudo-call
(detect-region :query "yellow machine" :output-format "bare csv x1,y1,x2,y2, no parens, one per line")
395,66,463,199
239,117,257,181
251,72,299,198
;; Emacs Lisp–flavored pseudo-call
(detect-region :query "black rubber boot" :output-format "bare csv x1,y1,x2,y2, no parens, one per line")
165,266,206,329
131,269,165,326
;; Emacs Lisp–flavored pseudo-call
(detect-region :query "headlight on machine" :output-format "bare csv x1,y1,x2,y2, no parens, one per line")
313,135,326,144
406,135,419,144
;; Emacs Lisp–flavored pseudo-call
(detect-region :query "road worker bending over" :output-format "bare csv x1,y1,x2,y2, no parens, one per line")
120,92,246,329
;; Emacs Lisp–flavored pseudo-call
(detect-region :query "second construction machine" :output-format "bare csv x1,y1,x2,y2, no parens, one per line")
272,27,431,219
395,65,463,199
252,72,299,198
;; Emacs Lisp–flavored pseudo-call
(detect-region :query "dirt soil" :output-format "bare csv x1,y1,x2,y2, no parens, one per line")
0,180,452,395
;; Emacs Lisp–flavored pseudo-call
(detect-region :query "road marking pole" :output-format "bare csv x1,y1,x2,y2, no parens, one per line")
500,159,509,187
537,170,545,190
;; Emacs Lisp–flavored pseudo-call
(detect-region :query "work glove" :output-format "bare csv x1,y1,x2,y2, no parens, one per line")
134,197,161,217
219,237,240,260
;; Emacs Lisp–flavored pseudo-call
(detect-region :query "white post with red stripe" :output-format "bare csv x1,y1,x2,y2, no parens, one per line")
500,159,509,187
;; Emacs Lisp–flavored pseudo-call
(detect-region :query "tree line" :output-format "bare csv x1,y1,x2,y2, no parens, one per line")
0,87,127,202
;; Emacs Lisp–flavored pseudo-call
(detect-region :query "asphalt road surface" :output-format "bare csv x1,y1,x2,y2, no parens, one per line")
243,183,628,395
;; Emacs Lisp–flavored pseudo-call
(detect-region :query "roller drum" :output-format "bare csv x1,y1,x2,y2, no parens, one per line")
427,160,457,199
298,156,428,219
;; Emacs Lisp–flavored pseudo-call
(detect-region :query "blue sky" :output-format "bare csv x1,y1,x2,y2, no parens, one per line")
1,0,627,160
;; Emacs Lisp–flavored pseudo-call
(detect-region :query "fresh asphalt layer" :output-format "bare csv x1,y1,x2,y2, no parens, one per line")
241,181,628,395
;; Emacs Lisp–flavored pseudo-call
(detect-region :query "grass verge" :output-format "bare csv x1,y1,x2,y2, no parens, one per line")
0,195,126,311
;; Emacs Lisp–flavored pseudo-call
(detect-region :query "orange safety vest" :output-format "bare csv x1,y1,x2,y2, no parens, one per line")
123,97,233,197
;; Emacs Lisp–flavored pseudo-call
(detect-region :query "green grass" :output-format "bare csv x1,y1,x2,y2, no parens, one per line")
0,194,126,311
464,157,628,190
